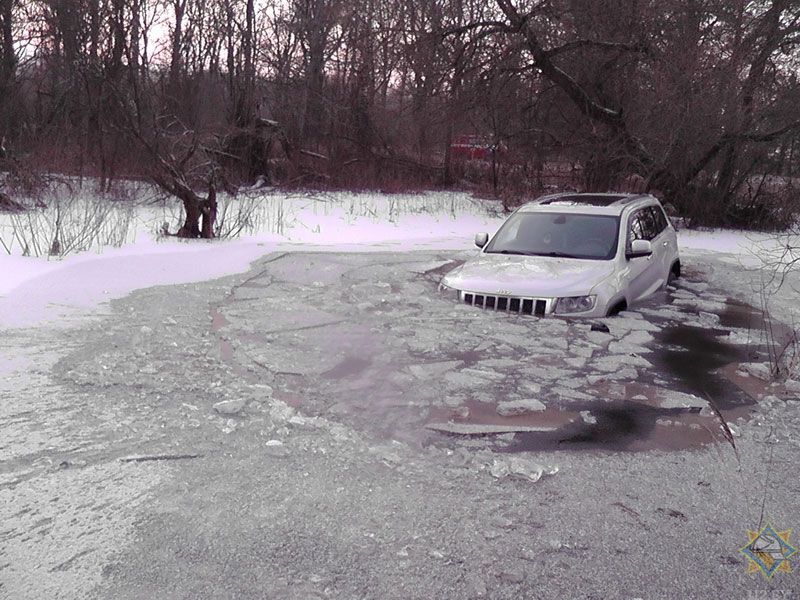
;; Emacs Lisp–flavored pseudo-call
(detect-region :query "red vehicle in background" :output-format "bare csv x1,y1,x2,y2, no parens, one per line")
450,135,506,160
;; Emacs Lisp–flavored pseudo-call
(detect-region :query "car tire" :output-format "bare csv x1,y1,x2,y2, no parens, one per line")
667,261,680,285
606,300,627,317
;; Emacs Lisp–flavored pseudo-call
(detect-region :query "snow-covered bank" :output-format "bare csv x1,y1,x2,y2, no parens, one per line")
1,189,799,336
0,191,504,327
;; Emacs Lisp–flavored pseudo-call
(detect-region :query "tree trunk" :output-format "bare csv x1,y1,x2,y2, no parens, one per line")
177,197,203,238
200,184,217,238
175,189,217,239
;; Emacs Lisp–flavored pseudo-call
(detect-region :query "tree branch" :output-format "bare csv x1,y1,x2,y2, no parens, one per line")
544,39,651,59
442,21,511,38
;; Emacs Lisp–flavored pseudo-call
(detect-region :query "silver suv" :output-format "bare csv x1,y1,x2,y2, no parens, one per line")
439,193,680,318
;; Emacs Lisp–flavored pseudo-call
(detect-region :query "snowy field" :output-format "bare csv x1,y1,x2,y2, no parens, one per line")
2,189,800,599
0,187,798,329
0,189,501,326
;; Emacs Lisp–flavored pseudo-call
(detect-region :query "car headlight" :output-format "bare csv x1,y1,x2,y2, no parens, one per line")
554,295,596,314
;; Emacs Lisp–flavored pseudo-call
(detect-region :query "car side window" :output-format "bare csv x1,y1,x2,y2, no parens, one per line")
628,210,651,244
649,206,668,235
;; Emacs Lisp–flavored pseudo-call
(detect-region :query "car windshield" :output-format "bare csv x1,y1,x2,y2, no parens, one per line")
484,212,620,260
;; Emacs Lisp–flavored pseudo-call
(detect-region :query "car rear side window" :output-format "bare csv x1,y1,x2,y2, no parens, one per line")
649,205,668,235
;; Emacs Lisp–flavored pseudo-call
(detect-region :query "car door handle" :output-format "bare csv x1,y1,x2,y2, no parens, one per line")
662,241,669,246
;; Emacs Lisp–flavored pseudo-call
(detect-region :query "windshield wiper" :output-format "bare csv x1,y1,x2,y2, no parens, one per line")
488,249,581,258
541,251,581,258
487,249,540,256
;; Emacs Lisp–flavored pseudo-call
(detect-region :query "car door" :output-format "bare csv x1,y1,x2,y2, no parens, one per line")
648,205,678,282
623,207,661,302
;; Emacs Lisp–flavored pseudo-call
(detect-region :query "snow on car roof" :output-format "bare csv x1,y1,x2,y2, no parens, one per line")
517,193,656,215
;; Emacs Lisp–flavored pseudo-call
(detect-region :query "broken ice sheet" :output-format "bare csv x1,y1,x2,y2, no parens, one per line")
608,340,652,355
607,315,660,333
477,358,521,370
591,354,651,372
638,306,684,320
678,280,710,293
443,370,501,390
522,365,575,381
408,360,464,379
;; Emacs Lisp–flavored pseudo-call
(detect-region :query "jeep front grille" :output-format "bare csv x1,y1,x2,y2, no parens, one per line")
462,292,547,316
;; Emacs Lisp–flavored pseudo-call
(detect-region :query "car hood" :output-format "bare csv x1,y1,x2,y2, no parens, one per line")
441,253,616,297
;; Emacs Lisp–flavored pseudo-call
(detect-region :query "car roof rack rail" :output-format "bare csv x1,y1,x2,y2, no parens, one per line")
535,193,651,207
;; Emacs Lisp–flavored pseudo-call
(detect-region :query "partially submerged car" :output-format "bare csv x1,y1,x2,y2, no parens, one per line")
440,193,680,318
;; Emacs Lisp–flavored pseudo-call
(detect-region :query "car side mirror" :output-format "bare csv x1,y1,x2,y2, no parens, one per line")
627,239,652,259
474,232,489,248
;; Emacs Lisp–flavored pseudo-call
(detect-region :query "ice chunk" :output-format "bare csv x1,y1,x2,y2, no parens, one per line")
655,390,706,409
592,355,651,372
608,316,660,332
444,368,504,389
523,366,575,381
565,357,587,368
586,330,613,346
679,281,710,293
519,381,542,395
608,341,651,355
586,367,638,384
557,377,586,390
554,387,594,401
489,456,558,483
623,330,654,346
697,311,720,325
213,398,246,415
738,362,772,381
496,398,546,416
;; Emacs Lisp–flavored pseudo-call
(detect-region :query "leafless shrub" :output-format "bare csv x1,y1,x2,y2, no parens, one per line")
745,231,800,381
0,181,135,257
214,192,270,239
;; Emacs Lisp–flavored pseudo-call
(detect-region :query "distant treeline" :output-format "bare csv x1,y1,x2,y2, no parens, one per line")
1,0,799,228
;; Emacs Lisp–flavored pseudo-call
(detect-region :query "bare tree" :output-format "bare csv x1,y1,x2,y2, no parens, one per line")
0,0,19,139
